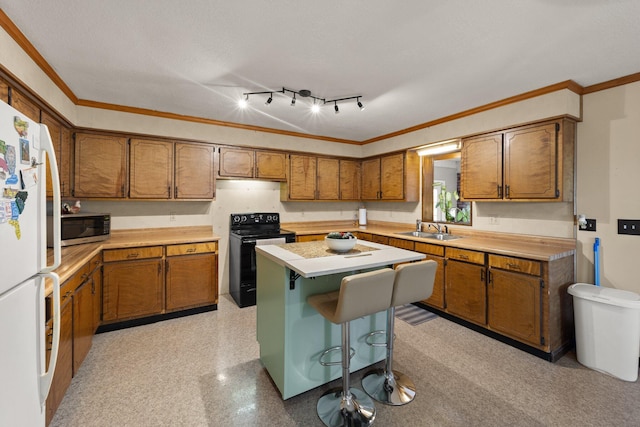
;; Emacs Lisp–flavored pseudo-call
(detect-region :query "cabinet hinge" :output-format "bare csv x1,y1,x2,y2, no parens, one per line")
540,279,545,289
555,123,560,132
540,336,546,346
556,189,560,198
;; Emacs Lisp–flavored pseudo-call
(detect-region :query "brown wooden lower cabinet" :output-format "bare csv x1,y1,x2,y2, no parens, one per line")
45,293,72,426
488,268,541,346
73,278,93,375
91,265,102,333
166,243,218,311
445,259,487,325
102,258,164,322
102,242,219,322
422,255,445,309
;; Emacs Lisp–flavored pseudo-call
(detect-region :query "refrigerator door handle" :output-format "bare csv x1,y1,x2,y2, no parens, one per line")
40,124,62,272
38,272,60,405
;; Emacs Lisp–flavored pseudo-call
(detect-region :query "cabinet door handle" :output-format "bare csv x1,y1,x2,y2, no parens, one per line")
168,186,171,198
481,269,486,282
505,185,510,198
497,185,502,198
487,270,492,284
175,186,178,197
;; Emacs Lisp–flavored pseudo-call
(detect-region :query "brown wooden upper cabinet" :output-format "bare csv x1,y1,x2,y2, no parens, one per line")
0,79,8,103
74,132,128,198
174,142,215,199
217,146,287,181
129,138,174,199
10,88,40,122
461,119,575,201
339,159,361,200
361,151,420,201
282,154,362,201
41,112,72,198
285,154,318,200
317,157,340,200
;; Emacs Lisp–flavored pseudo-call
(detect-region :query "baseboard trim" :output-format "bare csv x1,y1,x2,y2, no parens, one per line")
96,304,218,334
415,302,572,362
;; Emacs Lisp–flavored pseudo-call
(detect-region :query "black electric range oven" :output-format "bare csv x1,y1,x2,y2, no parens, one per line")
229,213,295,307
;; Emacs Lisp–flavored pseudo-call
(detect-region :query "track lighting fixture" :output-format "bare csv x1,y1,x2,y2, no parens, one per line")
241,87,364,115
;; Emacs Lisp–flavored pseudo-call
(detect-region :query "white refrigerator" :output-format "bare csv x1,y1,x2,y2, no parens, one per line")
0,100,62,425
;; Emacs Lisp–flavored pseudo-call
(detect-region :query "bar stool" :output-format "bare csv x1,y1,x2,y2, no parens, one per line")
307,268,396,427
361,260,437,406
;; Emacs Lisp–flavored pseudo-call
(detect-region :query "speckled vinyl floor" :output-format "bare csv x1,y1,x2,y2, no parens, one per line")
50,295,640,426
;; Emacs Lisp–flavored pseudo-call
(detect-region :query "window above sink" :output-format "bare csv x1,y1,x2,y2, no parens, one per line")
420,151,472,226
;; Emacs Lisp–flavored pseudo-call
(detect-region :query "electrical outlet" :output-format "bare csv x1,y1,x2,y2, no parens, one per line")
489,216,500,225
585,218,596,231
169,212,176,222
618,219,640,235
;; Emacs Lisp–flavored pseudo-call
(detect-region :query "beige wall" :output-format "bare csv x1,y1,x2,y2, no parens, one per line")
576,82,640,292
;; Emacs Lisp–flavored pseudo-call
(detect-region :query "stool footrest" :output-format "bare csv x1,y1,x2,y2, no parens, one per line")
319,345,356,367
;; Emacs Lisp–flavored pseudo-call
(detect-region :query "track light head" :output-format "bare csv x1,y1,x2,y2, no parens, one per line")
238,95,248,109
357,98,365,110
311,100,320,113
334,102,339,114
291,94,296,106
265,94,273,105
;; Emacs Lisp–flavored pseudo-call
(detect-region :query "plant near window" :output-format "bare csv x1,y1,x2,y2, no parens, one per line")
433,183,470,223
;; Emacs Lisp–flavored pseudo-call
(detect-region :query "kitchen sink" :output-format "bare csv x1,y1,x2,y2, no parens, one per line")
395,231,463,241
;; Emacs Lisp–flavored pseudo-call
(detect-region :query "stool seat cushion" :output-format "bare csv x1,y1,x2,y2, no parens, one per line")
391,260,438,307
308,268,395,324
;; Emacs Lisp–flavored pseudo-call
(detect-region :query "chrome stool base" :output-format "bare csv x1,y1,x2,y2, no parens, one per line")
361,368,416,406
317,387,376,427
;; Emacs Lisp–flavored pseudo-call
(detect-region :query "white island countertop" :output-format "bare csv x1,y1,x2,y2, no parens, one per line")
255,239,425,278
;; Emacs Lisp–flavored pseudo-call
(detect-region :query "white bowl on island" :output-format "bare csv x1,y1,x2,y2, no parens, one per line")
325,233,357,252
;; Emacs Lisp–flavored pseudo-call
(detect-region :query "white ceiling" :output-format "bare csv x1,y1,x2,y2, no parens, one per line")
2,1,640,142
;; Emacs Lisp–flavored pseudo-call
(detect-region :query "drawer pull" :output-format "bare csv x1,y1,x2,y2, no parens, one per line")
127,253,139,259
186,248,196,253
458,254,469,260
506,263,521,270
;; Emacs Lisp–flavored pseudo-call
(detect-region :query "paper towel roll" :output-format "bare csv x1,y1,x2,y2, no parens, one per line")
358,208,367,226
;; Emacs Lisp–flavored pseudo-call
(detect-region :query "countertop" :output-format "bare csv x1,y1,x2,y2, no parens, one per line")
281,220,576,262
255,239,425,278
46,226,220,294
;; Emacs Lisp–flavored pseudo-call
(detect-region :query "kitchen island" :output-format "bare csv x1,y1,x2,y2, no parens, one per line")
255,239,424,399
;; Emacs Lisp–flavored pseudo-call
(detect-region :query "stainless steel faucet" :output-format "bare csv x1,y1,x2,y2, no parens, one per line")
428,223,442,233
416,219,422,232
